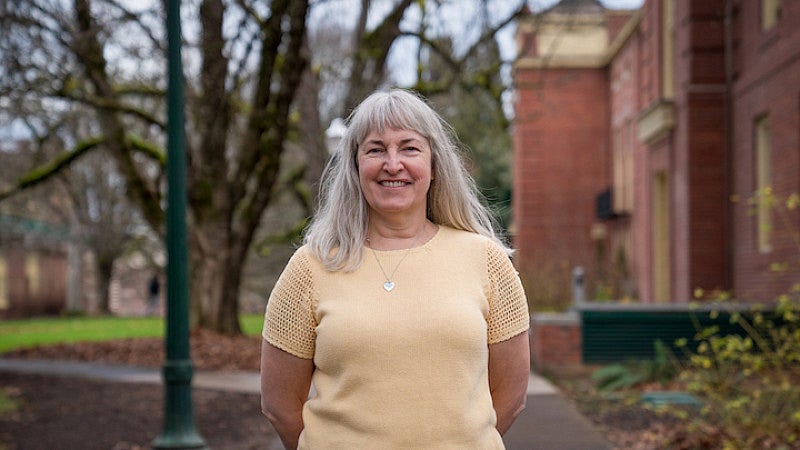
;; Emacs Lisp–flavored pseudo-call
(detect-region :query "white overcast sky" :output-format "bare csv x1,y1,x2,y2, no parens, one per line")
0,0,645,143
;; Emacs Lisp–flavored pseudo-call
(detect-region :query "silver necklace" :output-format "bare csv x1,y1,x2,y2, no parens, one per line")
367,228,424,292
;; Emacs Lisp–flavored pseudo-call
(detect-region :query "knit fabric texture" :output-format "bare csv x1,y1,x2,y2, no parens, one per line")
263,225,530,449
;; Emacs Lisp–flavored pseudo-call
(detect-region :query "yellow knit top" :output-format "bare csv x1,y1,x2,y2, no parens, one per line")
263,226,530,449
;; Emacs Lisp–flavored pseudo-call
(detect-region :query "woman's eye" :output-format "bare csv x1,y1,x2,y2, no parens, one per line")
403,146,420,153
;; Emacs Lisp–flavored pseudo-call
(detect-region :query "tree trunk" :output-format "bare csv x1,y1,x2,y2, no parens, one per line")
65,239,84,314
94,256,114,315
189,220,241,334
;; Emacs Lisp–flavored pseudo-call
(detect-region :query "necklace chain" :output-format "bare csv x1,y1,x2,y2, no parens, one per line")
367,226,426,292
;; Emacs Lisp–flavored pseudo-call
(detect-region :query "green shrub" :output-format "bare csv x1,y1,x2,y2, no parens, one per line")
591,340,679,392
675,296,800,448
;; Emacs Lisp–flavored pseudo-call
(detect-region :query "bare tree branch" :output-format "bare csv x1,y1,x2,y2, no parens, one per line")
343,0,415,112
73,0,163,228
0,137,103,201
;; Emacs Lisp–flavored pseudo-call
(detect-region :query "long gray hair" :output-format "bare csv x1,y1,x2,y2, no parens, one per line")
304,89,510,271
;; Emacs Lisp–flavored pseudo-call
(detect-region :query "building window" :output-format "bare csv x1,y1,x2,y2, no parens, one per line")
755,115,772,253
653,172,670,303
762,0,781,31
25,254,41,298
612,120,635,214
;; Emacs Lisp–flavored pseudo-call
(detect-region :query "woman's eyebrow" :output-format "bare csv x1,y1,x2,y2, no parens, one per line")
399,138,423,146
361,136,424,147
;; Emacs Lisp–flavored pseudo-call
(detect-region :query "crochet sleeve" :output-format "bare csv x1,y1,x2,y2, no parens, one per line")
486,242,530,344
262,248,317,359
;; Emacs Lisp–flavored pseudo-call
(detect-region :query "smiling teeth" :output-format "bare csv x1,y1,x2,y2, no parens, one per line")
381,181,406,187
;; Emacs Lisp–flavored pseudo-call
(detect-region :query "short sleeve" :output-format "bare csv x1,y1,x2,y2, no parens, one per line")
486,242,530,344
262,247,317,359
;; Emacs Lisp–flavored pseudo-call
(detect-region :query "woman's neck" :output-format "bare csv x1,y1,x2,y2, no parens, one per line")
366,217,433,251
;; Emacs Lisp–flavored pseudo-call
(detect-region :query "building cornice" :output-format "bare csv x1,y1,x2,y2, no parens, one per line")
603,9,644,65
515,8,643,70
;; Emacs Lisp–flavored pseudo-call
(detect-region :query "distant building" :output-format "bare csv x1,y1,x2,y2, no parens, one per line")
0,214,69,317
512,0,799,304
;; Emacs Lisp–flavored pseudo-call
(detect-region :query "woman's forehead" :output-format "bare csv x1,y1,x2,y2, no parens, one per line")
363,126,424,138
359,127,429,148
362,108,427,133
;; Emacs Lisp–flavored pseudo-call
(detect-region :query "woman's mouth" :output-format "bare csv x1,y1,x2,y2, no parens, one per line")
380,180,408,187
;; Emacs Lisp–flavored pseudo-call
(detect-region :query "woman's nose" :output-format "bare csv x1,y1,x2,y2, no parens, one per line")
383,150,403,172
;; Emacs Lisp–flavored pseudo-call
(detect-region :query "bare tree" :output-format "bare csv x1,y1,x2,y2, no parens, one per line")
1,0,310,333
1,0,527,333
63,150,146,314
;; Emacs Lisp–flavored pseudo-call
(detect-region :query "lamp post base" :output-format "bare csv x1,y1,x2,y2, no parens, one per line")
152,361,208,450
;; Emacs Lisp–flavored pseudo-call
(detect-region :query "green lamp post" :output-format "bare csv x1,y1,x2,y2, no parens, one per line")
152,0,207,448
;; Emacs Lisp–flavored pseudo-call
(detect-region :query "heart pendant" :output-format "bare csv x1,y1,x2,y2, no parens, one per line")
383,281,395,292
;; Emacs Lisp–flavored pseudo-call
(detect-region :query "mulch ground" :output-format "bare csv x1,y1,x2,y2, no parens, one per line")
0,329,692,449
0,330,277,450
0,372,274,450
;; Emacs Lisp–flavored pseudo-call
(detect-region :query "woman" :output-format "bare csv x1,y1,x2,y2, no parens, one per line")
261,89,530,449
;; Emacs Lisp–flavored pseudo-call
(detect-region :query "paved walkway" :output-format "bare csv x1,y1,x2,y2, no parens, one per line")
0,358,612,450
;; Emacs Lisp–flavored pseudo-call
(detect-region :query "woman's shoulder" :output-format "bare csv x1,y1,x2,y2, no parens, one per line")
436,225,493,249
285,244,322,270
436,225,511,258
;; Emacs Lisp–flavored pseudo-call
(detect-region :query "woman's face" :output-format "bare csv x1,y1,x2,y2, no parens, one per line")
357,127,433,221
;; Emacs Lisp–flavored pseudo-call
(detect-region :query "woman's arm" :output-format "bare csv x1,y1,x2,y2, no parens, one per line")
260,339,315,449
488,330,530,435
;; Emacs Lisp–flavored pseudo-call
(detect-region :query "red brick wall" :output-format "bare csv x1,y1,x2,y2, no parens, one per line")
669,0,729,301
513,0,799,307
530,313,582,370
608,13,646,301
730,0,800,301
636,0,661,110
512,67,610,301
607,11,636,43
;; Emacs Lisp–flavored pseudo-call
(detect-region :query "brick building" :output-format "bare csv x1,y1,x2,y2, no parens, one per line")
0,214,69,318
512,0,799,305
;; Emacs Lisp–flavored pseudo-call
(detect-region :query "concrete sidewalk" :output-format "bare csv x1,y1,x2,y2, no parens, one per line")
0,358,612,449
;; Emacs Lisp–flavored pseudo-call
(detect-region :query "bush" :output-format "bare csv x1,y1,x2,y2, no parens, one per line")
675,296,800,448
591,340,679,392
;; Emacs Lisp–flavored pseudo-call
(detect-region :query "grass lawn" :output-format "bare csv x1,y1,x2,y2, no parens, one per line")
0,314,264,353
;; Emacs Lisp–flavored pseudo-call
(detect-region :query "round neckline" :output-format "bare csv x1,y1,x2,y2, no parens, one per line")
366,224,442,254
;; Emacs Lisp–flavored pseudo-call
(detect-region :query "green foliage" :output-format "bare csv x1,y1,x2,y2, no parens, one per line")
675,296,800,448
0,316,164,353
0,315,265,353
591,340,679,392
672,187,800,447
240,314,266,336
431,79,512,230
591,364,645,392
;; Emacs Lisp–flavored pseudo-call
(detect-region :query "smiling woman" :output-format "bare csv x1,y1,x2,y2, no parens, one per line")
260,89,531,450
357,127,433,227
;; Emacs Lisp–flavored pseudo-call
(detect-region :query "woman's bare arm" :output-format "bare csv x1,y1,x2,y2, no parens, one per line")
260,339,314,449
488,330,530,435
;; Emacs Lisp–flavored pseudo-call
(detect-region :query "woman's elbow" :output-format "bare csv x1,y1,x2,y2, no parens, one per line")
261,399,276,422
261,398,303,449
261,397,292,427
496,390,527,435
511,392,527,421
